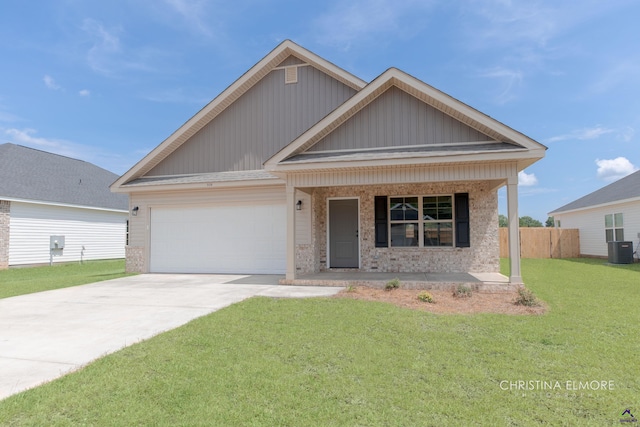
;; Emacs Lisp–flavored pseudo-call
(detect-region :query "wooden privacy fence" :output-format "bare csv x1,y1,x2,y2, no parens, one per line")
499,228,580,259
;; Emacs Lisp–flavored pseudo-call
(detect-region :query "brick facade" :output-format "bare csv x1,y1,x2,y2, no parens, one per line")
0,200,9,270
294,181,499,275
125,246,144,273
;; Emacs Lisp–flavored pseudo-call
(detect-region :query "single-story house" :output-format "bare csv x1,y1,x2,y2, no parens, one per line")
549,169,640,259
111,40,546,284
0,143,128,268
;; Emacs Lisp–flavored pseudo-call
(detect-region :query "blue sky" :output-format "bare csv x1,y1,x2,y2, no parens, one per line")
1,0,638,222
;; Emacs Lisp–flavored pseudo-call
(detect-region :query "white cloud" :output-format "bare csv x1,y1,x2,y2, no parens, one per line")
81,19,122,75
312,0,434,49
546,125,616,143
590,59,640,94
469,1,561,49
479,67,523,104
621,126,635,142
43,75,61,90
3,127,131,174
4,128,72,152
595,157,639,182
79,89,91,97
0,110,21,123
163,0,213,37
80,18,172,77
518,171,538,186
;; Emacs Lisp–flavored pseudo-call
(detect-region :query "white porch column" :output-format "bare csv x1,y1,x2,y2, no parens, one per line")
285,184,296,280
507,175,523,284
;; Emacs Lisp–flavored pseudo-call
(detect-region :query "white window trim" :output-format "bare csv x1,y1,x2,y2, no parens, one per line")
388,195,455,248
605,212,624,242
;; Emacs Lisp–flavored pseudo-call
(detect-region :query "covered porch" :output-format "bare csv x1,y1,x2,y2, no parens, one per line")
280,270,513,292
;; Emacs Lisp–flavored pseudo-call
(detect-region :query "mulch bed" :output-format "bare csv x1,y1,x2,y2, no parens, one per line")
335,286,547,315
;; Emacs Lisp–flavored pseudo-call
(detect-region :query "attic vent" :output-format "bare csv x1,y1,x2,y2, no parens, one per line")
285,66,298,84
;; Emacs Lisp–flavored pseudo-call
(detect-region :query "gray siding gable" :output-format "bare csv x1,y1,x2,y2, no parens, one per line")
307,86,495,153
147,64,357,176
550,169,640,214
0,143,128,210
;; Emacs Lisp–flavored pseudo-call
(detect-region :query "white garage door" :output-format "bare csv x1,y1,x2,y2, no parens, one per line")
149,203,286,274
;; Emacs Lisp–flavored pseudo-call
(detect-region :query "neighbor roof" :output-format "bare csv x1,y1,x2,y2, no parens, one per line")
0,143,128,211
550,169,640,214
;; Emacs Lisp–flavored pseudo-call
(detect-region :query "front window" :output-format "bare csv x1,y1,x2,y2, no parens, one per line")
389,195,454,247
605,213,624,242
389,197,419,247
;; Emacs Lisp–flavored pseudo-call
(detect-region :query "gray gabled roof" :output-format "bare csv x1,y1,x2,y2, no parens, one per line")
0,143,128,211
121,170,279,188
550,169,640,214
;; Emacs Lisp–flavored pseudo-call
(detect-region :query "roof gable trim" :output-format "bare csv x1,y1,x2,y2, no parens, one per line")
111,40,366,191
264,68,546,168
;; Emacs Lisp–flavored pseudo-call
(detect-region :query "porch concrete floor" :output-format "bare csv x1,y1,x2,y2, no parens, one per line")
282,271,514,292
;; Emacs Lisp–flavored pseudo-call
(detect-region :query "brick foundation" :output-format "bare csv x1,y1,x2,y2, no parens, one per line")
125,246,144,273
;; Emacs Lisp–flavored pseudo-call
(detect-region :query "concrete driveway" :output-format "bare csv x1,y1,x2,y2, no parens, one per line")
0,274,343,400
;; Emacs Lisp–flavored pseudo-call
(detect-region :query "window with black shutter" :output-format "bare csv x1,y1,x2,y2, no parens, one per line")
374,196,388,247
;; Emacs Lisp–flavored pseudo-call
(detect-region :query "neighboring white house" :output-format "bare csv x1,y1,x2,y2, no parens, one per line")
0,143,128,268
111,40,546,284
549,170,640,259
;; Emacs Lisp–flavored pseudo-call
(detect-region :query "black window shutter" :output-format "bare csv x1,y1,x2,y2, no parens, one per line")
455,193,470,248
374,196,388,247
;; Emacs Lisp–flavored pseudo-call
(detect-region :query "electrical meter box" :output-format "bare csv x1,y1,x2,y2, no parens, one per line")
50,236,65,250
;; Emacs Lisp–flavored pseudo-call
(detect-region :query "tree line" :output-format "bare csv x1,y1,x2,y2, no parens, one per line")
499,215,555,228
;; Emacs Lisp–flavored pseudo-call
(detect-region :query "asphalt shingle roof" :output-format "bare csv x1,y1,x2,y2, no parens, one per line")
0,143,128,211
550,169,640,214
122,170,279,187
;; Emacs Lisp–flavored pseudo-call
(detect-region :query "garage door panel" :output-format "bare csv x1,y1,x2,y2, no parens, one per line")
150,203,286,274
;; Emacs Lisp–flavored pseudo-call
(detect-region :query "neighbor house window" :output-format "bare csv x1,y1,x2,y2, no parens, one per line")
389,196,453,247
604,213,624,242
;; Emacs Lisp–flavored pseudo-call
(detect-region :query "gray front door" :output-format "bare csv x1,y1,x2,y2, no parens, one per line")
329,199,359,268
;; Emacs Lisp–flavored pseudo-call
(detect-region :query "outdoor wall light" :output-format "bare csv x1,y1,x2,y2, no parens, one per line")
131,206,139,216
296,200,302,211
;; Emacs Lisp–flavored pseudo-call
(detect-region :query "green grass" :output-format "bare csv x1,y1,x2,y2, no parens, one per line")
0,259,131,299
1,259,639,425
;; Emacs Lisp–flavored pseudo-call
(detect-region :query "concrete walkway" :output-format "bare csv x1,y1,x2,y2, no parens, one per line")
0,274,343,400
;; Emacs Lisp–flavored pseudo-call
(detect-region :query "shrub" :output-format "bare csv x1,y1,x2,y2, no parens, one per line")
346,285,356,293
514,287,540,307
452,284,472,298
385,278,400,291
417,291,434,303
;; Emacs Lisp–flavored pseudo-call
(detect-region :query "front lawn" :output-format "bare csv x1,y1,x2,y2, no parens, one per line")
1,259,639,425
0,259,131,299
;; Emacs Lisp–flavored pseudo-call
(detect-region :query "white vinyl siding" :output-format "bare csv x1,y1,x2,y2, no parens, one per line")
554,200,640,257
9,201,126,265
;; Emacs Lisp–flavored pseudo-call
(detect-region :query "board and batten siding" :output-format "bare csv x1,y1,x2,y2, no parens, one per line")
9,201,127,265
307,86,494,153
146,65,357,176
554,199,640,257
